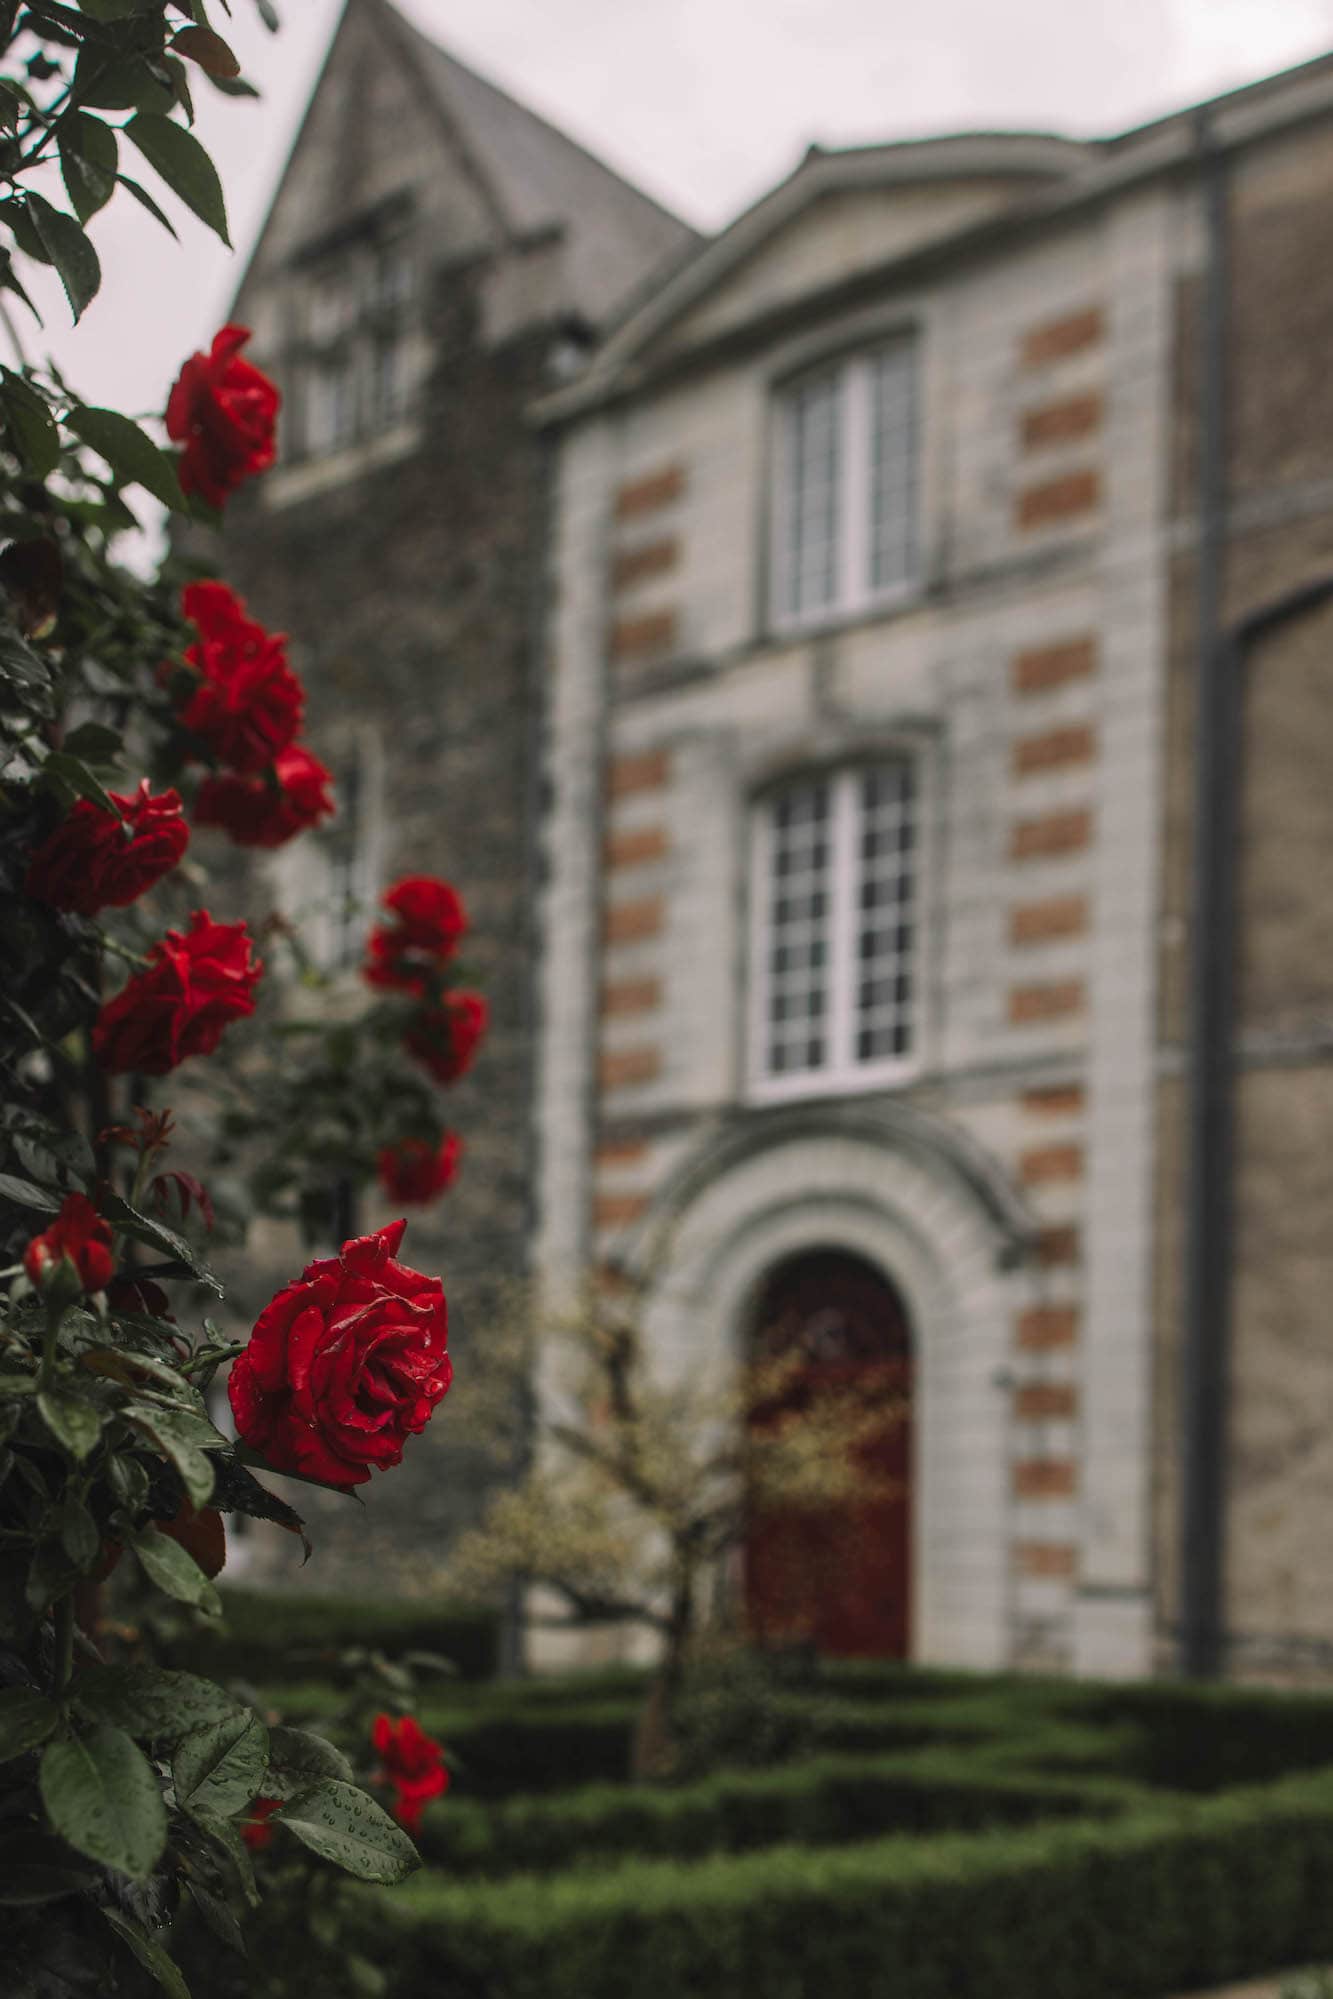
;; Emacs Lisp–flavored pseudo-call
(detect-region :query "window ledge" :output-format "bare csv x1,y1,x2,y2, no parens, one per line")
747,1062,922,1108
264,420,420,510
762,582,927,647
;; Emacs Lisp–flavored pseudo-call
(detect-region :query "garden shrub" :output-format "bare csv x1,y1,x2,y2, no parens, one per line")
418,1749,1136,1877
169,1587,501,1684
371,1770,1333,1999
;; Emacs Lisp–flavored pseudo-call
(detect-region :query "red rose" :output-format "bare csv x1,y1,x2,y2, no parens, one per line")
227,1219,451,1490
194,744,335,848
165,325,278,509
92,910,262,1076
404,990,488,1086
23,1193,114,1294
240,1797,281,1851
364,876,467,994
377,1133,462,1205
25,781,189,915
175,581,304,774
371,1714,449,1835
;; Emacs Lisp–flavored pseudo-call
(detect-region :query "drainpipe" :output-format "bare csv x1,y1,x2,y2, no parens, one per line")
1179,117,1333,1676
1178,113,1231,1681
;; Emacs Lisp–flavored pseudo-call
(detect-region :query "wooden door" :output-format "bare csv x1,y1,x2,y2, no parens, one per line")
745,1250,913,1659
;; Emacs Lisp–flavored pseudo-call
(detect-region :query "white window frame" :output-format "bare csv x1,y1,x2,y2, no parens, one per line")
747,759,926,1103
769,335,920,634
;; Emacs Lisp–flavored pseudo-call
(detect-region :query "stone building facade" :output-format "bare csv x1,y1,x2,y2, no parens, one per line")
534,59,1333,1678
211,0,695,1586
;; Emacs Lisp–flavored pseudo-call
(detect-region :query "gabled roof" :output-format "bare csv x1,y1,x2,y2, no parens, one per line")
371,0,700,325
536,45,1333,427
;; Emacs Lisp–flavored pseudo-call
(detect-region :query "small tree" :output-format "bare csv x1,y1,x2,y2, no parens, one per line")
446,1269,904,1775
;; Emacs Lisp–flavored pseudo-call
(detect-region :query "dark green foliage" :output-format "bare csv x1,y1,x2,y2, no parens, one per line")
364,1772,1333,1999
166,1588,501,1685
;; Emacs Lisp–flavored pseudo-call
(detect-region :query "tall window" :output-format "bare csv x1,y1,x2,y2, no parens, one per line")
292,240,416,462
772,336,919,626
751,759,922,1094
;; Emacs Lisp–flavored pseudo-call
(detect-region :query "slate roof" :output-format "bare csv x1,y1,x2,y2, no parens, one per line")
375,0,701,326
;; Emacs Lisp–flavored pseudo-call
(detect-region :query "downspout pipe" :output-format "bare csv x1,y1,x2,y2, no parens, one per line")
1179,114,1333,1674
1178,112,1231,1680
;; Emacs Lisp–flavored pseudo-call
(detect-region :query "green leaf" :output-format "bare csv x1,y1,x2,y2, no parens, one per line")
40,1726,166,1879
115,171,178,238
123,113,229,245
24,193,100,322
170,25,239,76
207,72,259,98
126,1524,220,1616
60,719,122,762
59,1494,99,1566
0,1861,97,1904
0,1173,60,1212
58,114,118,225
263,1725,354,1801
0,371,60,478
102,1908,192,1999
37,1387,104,1463
42,749,116,814
0,624,54,696
76,1664,242,1744
277,1781,419,1883
74,49,176,113
173,1709,268,1817
187,1805,258,1906
254,0,280,29
65,405,186,511
126,1407,219,1510
0,1686,58,1762
101,1193,222,1294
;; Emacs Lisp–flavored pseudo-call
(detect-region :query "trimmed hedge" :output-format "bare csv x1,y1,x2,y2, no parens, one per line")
168,1588,501,1684
419,1750,1136,1877
372,1772,1333,1999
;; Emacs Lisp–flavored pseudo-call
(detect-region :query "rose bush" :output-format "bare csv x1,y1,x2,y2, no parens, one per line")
172,579,304,771
228,1220,451,1488
25,780,190,913
92,909,263,1074
364,874,468,992
406,989,490,1084
378,1132,462,1205
22,1193,115,1294
166,324,280,508
195,742,335,847
372,1712,450,1834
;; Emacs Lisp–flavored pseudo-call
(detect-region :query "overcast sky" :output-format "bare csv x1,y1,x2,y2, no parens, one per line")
16,0,1333,420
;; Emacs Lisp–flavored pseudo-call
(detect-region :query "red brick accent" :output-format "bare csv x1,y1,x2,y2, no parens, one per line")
1019,1142,1084,1185
1013,1458,1076,1499
595,1137,649,1170
599,1047,661,1092
1020,1083,1085,1117
1014,1382,1077,1422
615,465,685,520
593,1192,651,1229
1035,1226,1080,1269
608,749,670,798
1010,810,1092,862
605,825,668,870
1017,1305,1079,1349
601,976,662,1018
1011,637,1097,695
604,896,663,946
594,1260,635,1295
1013,724,1097,777
1009,896,1089,947
1009,982,1086,1027
1016,470,1101,531
612,538,680,591
610,610,677,663
1020,307,1104,369
1014,1542,1078,1579
1021,391,1103,451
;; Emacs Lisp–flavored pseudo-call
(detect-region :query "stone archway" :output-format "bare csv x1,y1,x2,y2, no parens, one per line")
745,1247,914,1658
620,1114,1028,1667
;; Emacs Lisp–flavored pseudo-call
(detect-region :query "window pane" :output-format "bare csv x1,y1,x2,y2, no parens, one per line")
868,339,918,592
784,370,842,617
762,777,832,1076
305,350,358,455
854,761,918,1061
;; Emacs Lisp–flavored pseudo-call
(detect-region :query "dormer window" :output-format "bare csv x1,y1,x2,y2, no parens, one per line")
770,334,919,628
289,238,417,462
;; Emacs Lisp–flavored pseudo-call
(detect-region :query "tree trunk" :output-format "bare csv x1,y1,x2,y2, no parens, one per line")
630,1565,694,1781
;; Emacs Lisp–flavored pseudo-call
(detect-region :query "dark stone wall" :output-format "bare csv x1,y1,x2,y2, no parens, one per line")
211,259,547,1593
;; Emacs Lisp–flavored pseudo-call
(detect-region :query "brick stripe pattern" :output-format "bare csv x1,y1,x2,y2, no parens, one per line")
1015,304,1104,539
608,462,685,670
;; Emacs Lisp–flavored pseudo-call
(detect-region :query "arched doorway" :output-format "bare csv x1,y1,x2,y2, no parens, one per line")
745,1248,913,1658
